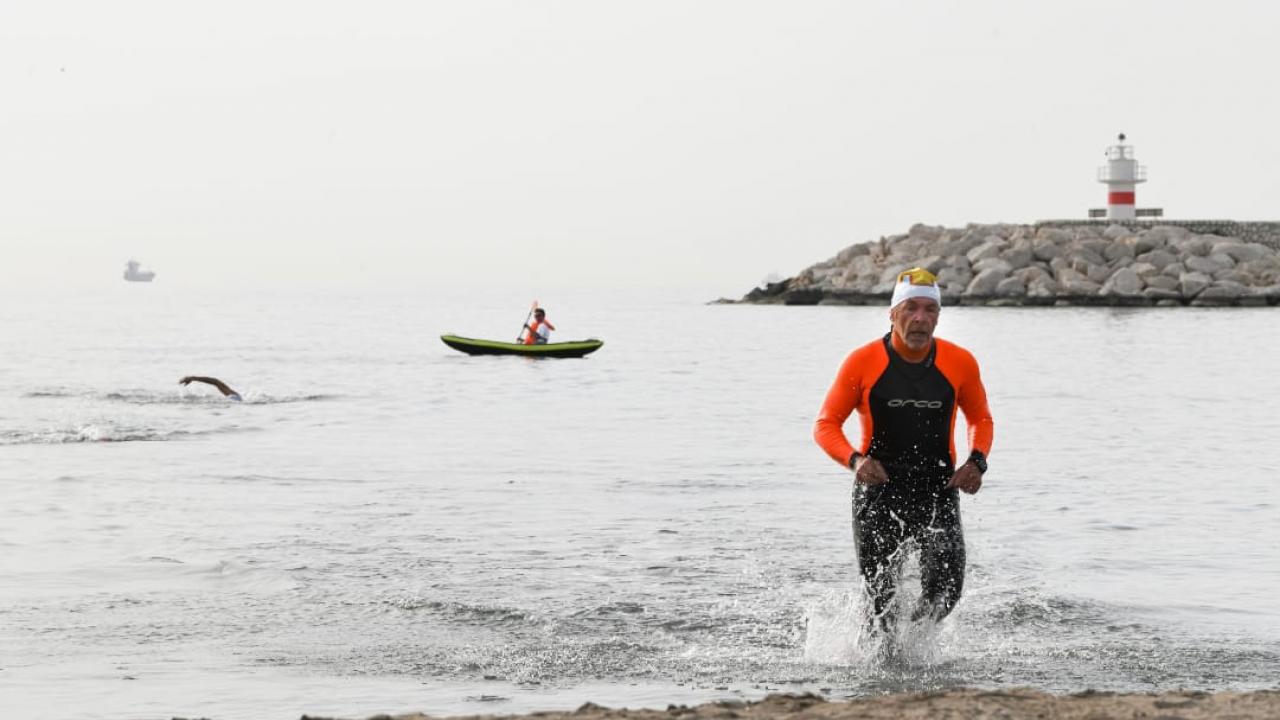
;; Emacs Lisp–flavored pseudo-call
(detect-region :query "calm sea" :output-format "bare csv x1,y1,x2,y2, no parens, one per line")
2,287,1277,720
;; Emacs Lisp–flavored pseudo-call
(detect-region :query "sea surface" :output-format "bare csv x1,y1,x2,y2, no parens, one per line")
2,287,1278,720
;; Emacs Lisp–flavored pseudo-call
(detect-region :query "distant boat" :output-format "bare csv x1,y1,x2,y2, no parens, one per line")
123,259,156,282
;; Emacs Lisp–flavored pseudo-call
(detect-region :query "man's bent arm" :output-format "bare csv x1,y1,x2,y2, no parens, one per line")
813,353,862,467
957,361,994,458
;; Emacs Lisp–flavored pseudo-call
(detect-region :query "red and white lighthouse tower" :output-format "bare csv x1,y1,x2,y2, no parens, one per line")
1097,133,1146,220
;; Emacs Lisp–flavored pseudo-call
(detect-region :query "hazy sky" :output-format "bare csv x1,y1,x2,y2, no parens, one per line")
3,1,1278,294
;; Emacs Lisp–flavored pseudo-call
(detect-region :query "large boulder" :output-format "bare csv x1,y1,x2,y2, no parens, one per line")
1149,225,1191,243
1135,249,1177,271
1143,274,1179,291
887,236,933,259
1103,224,1131,240
1032,236,1064,261
936,267,973,293
1129,262,1159,279
965,267,1009,296
1185,255,1230,275
1214,269,1255,285
1142,287,1183,302
972,257,1014,275
1103,241,1136,262
1036,227,1072,244
1069,246,1107,267
1192,281,1247,306
1169,236,1213,257
1100,266,1144,296
1133,232,1168,254
1251,284,1280,302
936,232,986,258
1212,241,1273,264
966,239,1005,264
1057,268,1102,295
995,276,1027,297
1207,251,1237,268
907,223,946,242
1027,275,1059,297
836,243,872,263
1178,271,1213,298
1003,243,1035,270
913,255,946,275
1014,265,1053,283
1084,262,1112,285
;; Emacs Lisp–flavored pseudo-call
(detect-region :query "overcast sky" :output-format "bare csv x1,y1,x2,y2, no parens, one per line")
3,1,1278,295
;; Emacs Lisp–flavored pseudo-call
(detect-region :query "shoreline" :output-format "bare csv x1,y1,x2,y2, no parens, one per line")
311,688,1280,720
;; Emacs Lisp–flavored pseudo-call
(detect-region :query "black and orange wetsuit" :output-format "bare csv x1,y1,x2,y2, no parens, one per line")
815,332,993,628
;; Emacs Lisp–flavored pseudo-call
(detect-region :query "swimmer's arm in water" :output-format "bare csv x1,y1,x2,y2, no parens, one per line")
178,376,240,398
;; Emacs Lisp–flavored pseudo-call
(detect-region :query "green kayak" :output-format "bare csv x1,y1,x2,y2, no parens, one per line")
441,334,604,358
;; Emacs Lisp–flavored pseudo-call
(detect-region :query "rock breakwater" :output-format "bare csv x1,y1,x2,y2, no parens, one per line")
743,221,1280,307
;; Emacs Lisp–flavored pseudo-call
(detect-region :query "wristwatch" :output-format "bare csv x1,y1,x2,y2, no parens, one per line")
967,450,988,474
848,451,862,469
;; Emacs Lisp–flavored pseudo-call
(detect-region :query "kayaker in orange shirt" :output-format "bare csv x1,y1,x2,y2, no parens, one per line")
522,308,556,345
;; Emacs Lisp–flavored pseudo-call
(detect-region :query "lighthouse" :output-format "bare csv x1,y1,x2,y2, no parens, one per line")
1089,134,1162,220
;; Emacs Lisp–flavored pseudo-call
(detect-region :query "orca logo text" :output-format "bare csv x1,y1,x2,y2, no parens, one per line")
888,399,943,409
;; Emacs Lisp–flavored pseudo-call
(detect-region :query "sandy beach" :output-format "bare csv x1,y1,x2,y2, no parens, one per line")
306,689,1280,720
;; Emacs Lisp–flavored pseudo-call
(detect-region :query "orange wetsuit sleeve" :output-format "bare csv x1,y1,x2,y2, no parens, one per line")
936,340,994,459
813,341,887,468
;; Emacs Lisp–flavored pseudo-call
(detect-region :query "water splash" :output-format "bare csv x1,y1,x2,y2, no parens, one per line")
803,586,951,670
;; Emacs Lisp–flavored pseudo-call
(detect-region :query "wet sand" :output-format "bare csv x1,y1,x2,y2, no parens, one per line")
311,688,1280,720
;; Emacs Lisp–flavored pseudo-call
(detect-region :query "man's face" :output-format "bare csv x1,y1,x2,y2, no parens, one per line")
534,311,544,321
890,297,940,351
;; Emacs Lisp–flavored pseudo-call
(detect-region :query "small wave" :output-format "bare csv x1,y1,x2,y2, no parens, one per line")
117,390,340,405
240,393,340,404
178,559,297,593
23,389,75,398
982,593,1114,630
23,388,339,405
383,596,537,628
0,423,250,445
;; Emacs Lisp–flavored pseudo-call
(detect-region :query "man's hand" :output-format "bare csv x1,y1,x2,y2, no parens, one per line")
178,376,194,386
947,462,983,494
853,456,889,486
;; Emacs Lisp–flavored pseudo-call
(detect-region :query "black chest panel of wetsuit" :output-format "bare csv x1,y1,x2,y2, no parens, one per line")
866,334,955,489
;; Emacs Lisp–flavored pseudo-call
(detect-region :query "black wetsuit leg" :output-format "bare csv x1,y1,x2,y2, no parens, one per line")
912,489,966,621
852,484,909,631
854,482,966,629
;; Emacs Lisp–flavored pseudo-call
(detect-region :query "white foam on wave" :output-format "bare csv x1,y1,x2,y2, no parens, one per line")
802,586,953,669
0,424,188,445
0,422,253,445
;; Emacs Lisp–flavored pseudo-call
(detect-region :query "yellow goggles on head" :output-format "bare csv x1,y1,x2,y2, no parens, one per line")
896,267,938,286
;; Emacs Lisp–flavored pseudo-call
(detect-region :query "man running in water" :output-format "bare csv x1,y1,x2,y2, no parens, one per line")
814,267,993,635
179,376,242,401
522,308,555,345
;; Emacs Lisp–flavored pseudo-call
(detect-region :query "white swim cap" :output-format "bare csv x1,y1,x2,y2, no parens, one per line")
890,267,942,309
